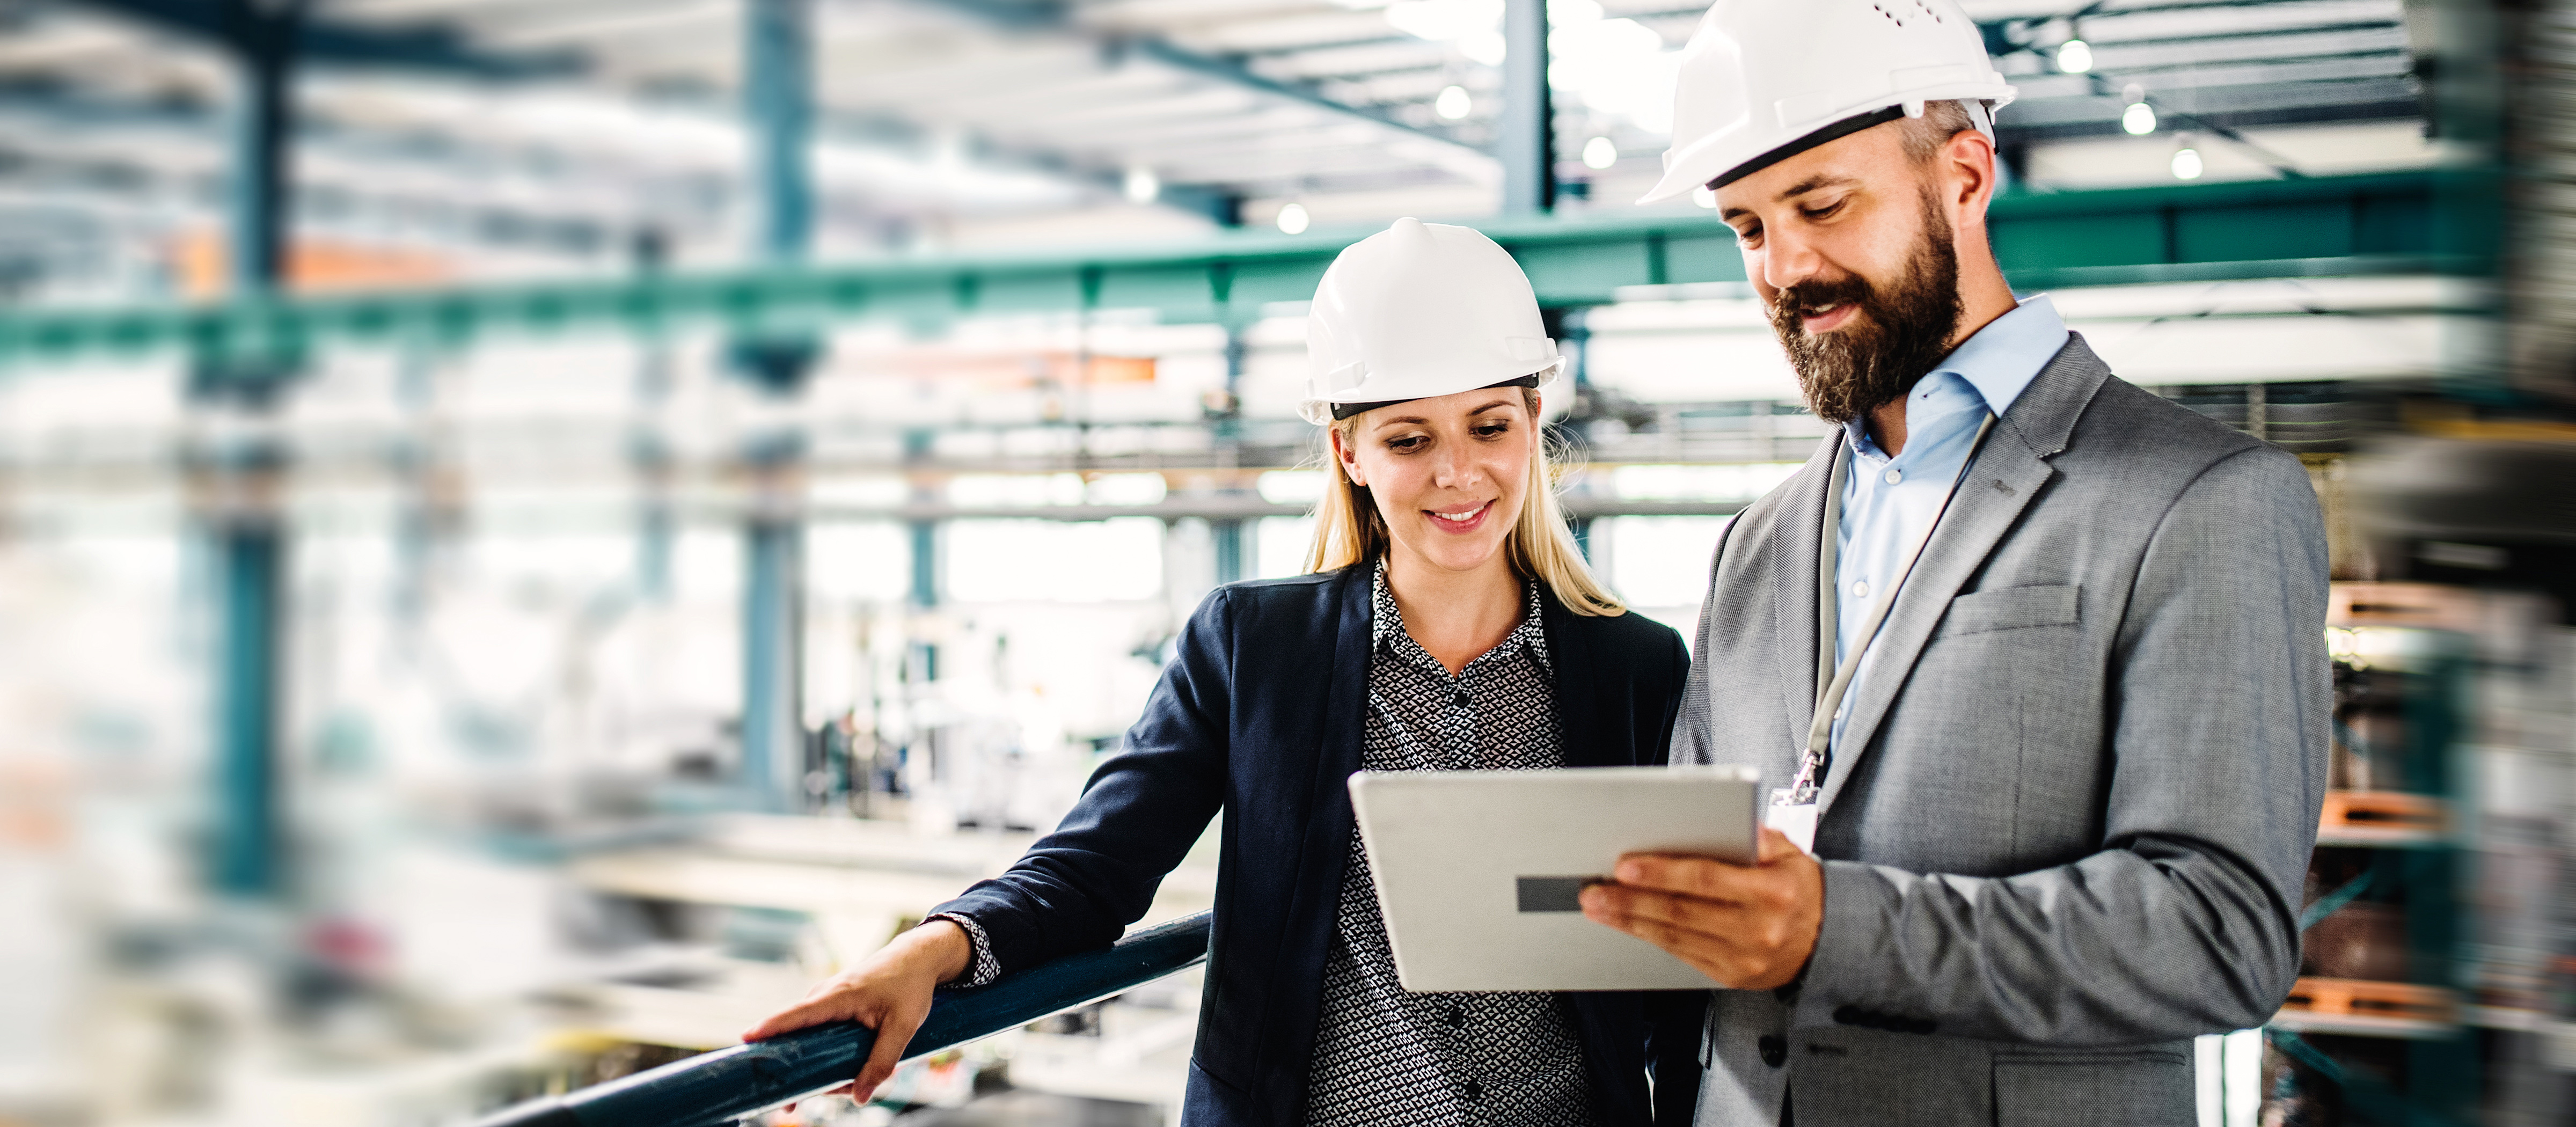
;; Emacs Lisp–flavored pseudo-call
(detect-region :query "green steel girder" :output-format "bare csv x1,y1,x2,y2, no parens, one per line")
0,171,2477,371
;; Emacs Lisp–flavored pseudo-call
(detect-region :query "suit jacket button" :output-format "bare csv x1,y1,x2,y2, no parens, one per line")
1831,1005,1861,1026
1758,1035,1787,1067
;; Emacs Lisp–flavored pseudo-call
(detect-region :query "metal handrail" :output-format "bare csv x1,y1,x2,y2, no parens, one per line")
469,911,1214,1127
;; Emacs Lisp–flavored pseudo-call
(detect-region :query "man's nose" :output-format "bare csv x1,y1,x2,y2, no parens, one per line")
1760,226,1824,295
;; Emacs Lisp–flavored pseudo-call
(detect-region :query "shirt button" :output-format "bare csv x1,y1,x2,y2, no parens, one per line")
1444,1005,1465,1028
1884,467,1903,485
1850,580,1870,599
1463,1079,1483,1102
1452,689,1469,707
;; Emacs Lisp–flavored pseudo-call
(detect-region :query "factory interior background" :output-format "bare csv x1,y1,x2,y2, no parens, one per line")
0,0,2568,1124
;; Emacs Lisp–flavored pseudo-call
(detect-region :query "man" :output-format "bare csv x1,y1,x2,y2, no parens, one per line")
1576,3,2331,1125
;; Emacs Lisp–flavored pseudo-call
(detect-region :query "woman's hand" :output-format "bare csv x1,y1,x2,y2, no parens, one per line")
741,919,974,1098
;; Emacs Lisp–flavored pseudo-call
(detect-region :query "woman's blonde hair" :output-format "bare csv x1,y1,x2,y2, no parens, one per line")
1303,387,1625,616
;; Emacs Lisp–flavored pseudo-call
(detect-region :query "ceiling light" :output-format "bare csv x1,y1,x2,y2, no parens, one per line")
1436,85,1474,120
1689,185,1717,209
1582,135,1618,170
2171,147,2203,180
1460,31,1506,65
2054,39,2092,74
1277,203,1311,235
1123,166,1159,204
2122,101,2157,136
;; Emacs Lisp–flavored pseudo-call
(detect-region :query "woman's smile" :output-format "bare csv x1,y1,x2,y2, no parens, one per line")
1424,500,1494,535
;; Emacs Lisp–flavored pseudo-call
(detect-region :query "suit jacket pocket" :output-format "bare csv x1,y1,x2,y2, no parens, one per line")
1937,584,2080,638
1992,1048,2194,1127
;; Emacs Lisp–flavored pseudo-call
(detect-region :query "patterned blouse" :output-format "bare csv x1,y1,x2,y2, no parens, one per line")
939,562,1596,1125
1301,562,1595,1126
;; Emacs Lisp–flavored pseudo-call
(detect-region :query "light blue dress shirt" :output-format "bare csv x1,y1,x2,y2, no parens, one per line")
1826,295,2069,751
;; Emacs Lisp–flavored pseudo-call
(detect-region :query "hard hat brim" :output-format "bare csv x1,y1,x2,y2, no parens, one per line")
1638,84,2016,206
1299,362,1562,427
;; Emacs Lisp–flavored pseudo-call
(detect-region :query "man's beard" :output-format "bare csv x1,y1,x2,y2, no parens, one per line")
1768,194,1965,426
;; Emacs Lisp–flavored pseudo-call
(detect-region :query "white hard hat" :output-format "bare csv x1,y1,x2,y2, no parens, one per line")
1638,0,2015,205
1302,217,1562,426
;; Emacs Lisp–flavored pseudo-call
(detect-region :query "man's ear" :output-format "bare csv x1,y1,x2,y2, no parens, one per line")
1942,127,1999,217
1330,426,1368,487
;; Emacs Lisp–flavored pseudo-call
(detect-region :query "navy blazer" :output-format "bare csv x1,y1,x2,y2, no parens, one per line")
932,565,1705,1125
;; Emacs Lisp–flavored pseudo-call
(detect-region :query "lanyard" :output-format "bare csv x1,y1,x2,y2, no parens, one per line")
1781,412,1996,806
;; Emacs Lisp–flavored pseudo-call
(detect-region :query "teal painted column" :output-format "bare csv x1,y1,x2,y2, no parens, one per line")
1499,0,1554,215
1210,325,1247,584
733,0,818,811
204,0,301,899
211,500,285,897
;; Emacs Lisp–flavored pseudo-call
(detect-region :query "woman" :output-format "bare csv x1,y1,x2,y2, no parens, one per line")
746,219,1701,1125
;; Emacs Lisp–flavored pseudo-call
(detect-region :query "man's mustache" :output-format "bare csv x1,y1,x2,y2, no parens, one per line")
1772,277,1878,326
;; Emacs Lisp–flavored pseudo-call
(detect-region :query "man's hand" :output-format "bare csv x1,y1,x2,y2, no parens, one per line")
741,919,972,1099
1578,826,1823,991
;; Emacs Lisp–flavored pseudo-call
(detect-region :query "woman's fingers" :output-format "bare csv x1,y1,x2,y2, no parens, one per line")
742,994,845,1043
852,1003,928,1094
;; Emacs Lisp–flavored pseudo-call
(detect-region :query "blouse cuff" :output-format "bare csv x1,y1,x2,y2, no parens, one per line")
926,912,1002,988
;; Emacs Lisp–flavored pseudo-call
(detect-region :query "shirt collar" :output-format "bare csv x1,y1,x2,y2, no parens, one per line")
1839,294,2068,456
1934,294,2067,418
1369,559,1551,674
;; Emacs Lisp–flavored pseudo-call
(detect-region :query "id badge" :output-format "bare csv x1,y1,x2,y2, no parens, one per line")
1766,789,1818,855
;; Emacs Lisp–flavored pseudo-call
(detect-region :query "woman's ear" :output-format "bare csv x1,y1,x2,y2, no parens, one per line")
1330,426,1368,487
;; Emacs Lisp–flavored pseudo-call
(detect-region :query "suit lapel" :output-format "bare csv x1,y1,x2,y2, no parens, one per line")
1309,566,1372,837
1813,336,2112,817
1545,591,1616,767
1766,434,1842,759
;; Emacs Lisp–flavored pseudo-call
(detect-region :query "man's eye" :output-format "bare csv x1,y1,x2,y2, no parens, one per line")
1802,200,1845,221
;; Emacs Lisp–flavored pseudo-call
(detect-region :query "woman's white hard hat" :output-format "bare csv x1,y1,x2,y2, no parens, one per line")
1301,217,1562,427
1638,0,2016,205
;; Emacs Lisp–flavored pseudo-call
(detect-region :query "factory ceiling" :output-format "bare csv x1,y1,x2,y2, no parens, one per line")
0,0,2436,291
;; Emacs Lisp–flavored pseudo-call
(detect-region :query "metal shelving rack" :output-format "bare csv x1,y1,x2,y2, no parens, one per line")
2265,582,2526,1125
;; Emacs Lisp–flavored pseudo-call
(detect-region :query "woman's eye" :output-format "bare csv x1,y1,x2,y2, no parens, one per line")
1387,436,1426,452
1474,423,1511,439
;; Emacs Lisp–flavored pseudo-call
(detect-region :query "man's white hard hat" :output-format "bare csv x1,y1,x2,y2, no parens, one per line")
1301,217,1562,426
1638,0,2016,206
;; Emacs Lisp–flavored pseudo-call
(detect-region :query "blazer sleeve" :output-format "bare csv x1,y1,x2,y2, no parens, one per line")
1790,445,2330,1044
927,588,1235,975
1639,623,1707,1124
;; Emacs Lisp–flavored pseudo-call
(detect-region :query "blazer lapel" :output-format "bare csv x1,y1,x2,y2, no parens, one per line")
1544,591,1618,767
1813,336,2112,817
1305,566,1373,849
1766,434,1842,758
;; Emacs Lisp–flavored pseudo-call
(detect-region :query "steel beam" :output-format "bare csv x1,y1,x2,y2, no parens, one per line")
202,0,300,902
741,518,806,810
210,511,284,897
69,0,582,76
920,0,1489,169
1499,0,1553,215
0,171,2463,368
734,0,819,814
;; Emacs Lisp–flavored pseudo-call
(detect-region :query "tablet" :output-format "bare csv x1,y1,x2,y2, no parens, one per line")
1346,765,1761,992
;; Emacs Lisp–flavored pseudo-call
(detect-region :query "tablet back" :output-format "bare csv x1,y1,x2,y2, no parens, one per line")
1346,765,1760,992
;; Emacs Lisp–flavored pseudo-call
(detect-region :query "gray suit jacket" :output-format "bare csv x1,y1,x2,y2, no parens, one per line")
1674,336,2329,1127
